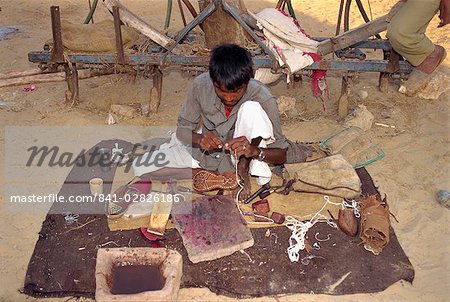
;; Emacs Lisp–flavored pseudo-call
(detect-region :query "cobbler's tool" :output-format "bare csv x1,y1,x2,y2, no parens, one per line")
259,188,275,199
244,183,271,204
257,180,295,199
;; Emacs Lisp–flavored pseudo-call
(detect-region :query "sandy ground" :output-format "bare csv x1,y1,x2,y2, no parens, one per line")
1,0,449,301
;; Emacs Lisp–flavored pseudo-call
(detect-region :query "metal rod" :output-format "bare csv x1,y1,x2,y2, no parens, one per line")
182,0,198,18
286,0,297,20
84,0,98,24
379,50,389,91
336,0,345,36
276,0,284,9
29,51,414,73
177,0,187,26
344,0,352,32
244,183,271,204
164,0,173,30
355,0,381,39
161,0,217,64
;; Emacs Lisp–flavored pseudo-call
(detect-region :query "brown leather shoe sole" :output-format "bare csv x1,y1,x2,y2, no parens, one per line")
192,169,238,192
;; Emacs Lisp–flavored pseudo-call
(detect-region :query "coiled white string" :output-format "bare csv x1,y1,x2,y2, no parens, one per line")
285,195,339,262
342,199,360,218
285,217,315,262
63,212,79,225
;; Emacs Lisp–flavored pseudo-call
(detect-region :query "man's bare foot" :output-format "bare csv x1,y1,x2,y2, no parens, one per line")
236,174,251,202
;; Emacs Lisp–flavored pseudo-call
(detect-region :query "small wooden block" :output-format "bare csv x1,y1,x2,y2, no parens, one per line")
252,199,270,213
147,192,173,236
270,211,285,224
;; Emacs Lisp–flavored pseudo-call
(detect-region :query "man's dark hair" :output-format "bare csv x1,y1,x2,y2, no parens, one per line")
209,44,254,91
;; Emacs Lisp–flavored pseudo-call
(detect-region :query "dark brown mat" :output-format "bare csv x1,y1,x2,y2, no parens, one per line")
23,141,414,298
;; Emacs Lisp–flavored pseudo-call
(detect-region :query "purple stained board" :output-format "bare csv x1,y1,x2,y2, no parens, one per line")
172,195,254,263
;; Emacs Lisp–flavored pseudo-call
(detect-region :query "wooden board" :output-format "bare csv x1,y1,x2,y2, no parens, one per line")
172,195,254,263
147,192,173,236
103,0,176,50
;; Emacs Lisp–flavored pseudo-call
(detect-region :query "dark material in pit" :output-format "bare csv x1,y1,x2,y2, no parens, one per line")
112,265,165,295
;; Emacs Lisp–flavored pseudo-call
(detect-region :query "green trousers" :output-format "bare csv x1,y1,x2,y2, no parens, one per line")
387,0,440,66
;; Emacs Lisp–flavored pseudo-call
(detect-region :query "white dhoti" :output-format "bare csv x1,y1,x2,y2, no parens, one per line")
132,134,200,177
233,101,274,185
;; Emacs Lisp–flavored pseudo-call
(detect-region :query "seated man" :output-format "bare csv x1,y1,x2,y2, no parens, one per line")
133,44,288,200
387,0,448,95
176,43,288,199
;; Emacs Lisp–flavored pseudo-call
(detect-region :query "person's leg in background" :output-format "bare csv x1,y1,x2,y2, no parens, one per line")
387,0,446,95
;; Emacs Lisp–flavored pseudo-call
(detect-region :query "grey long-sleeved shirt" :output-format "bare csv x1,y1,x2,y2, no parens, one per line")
177,72,288,172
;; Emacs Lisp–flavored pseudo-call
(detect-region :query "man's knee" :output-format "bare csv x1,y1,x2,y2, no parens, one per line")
387,23,405,49
387,23,418,52
239,101,263,114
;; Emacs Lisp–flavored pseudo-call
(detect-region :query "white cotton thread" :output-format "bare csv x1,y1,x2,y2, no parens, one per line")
285,195,340,262
63,212,79,225
342,199,360,218
301,254,325,266
314,232,331,242
270,233,279,244
285,216,315,262
239,249,255,263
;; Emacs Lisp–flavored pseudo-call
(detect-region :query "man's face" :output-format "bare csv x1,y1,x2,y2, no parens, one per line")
213,83,247,108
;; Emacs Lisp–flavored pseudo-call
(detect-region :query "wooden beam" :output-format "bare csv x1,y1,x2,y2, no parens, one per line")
112,6,126,64
317,2,404,56
0,69,113,88
0,68,44,80
50,6,65,63
103,0,177,52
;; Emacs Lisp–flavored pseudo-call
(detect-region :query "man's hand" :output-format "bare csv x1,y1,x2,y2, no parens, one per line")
198,131,223,151
224,136,259,159
439,0,450,27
